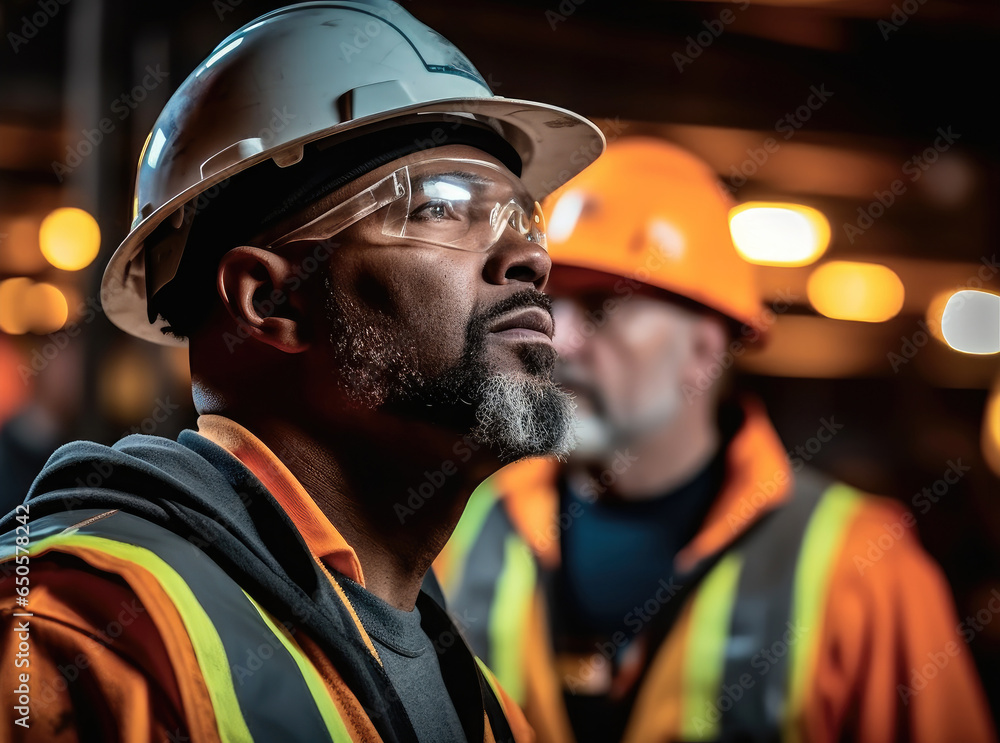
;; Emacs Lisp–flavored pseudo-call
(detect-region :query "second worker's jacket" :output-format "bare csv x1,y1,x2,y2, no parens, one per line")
435,401,996,743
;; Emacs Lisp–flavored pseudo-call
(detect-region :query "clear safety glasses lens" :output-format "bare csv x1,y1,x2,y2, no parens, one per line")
267,158,546,253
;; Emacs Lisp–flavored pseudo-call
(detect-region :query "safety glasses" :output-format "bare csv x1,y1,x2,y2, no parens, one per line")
267,157,547,253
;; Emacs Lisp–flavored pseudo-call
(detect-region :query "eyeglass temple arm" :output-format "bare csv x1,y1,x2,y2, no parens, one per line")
267,169,407,250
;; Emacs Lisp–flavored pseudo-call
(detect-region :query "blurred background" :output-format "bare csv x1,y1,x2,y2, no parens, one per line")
0,0,998,715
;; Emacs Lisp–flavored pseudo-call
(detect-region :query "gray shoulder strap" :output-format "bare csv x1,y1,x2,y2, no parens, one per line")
719,468,834,742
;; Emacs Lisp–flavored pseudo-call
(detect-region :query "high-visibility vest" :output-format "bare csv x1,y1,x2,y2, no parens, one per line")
442,468,864,743
0,507,517,743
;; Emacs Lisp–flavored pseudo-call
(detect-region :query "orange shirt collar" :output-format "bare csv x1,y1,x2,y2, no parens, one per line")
194,414,366,586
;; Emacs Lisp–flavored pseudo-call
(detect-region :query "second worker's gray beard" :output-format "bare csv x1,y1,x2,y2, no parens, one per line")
468,373,579,464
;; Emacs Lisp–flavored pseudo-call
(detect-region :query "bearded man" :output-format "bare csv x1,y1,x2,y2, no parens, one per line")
0,2,603,741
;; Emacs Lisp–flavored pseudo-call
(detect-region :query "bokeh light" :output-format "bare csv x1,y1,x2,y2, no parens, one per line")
0,278,70,335
983,380,1000,479
0,217,47,274
98,346,160,423
39,207,101,271
25,283,69,334
729,202,830,267
0,278,35,335
941,290,1000,355
807,261,905,322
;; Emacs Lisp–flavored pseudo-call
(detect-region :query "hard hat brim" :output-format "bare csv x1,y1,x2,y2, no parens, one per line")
101,96,606,346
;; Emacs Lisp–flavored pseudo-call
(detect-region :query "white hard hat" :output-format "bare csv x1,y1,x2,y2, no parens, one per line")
101,0,605,345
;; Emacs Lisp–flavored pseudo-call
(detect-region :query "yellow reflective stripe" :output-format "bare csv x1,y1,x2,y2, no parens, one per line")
440,480,499,598
680,552,744,741
476,657,507,714
243,593,354,743
487,533,536,705
30,532,254,743
477,656,513,743
783,485,863,743
477,658,502,698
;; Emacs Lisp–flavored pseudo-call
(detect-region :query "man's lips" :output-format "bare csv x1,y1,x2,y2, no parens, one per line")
488,306,555,342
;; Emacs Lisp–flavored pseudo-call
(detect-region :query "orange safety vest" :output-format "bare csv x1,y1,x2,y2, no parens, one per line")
435,402,997,743
0,507,524,742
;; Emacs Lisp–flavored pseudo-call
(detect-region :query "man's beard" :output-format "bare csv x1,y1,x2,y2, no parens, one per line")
324,280,577,463
556,356,686,464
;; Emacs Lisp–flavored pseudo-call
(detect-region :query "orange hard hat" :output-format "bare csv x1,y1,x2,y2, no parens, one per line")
542,137,763,330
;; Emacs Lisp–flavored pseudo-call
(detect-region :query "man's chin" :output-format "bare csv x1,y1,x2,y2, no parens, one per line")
567,412,616,461
468,373,578,465
481,339,559,383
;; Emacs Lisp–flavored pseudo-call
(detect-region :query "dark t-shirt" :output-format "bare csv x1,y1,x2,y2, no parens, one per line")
555,444,728,743
559,446,726,639
337,574,469,743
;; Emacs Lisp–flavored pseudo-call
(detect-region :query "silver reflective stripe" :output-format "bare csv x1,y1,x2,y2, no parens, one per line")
450,500,513,667
719,468,834,741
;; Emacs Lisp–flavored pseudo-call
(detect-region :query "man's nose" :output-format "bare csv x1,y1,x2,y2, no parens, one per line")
482,231,551,290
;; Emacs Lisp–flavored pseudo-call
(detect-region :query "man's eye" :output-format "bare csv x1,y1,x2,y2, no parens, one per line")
410,200,456,222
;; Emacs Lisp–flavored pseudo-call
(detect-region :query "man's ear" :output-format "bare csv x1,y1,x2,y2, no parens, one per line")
217,246,310,353
691,314,729,364
682,313,730,394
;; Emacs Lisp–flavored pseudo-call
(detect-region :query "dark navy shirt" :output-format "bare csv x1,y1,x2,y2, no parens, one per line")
558,445,727,640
